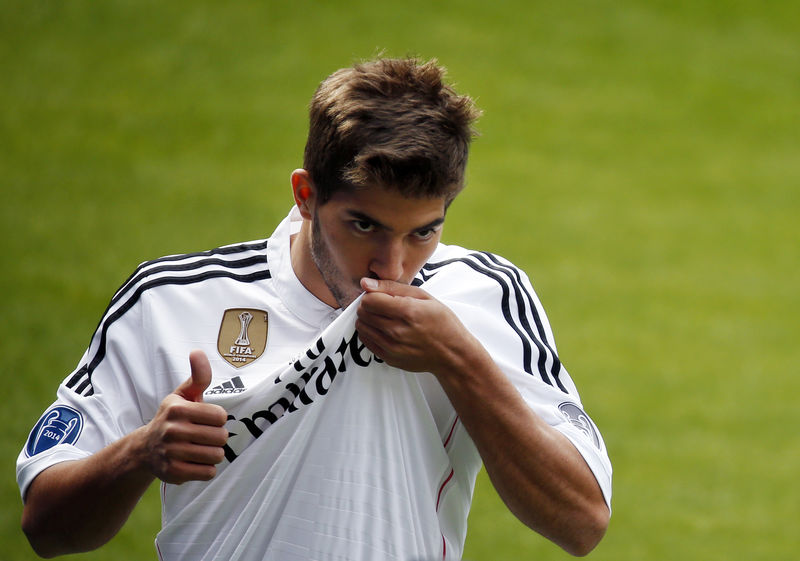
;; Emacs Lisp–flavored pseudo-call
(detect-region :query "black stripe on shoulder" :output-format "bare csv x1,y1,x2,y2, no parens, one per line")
66,365,92,397
421,255,540,382
474,252,565,392
66,266,271,396
116,240,269,301
125,239,269,277
420,253,567,393
113,253,267,309
86,242,270,355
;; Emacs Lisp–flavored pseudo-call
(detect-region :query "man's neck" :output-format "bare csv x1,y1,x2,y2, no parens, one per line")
289,222,338,308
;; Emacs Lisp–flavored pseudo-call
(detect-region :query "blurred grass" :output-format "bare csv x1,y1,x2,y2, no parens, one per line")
2,1,798,559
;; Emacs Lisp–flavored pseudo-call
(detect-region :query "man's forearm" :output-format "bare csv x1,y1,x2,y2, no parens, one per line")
22,427,155,558
434,338,609,556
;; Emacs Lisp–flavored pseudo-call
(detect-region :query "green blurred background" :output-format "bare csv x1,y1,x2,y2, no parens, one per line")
2,1,798,559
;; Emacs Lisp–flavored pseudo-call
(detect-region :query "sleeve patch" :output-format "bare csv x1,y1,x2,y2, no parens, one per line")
558,402,601,449
25,405,84,457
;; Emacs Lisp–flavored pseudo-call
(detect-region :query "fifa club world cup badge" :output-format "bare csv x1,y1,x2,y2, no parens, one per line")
25,405,84,457
217,308,269,368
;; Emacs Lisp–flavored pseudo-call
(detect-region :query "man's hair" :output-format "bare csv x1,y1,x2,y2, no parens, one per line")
303,57,481,204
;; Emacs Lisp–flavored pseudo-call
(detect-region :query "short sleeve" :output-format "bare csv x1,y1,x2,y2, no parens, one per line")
17,279,154,499
420,248,612,509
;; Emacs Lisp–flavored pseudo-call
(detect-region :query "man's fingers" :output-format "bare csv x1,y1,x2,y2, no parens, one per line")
358,291,420,322
355,318,389,350
168,442,227,466
161,419,229,446
174,350,214,403
360,277,430,299
160,394,228,427
146,410,228,483
161,459,220,484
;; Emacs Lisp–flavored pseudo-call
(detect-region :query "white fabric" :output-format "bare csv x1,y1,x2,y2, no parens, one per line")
156,297,474,561
18,208,611,561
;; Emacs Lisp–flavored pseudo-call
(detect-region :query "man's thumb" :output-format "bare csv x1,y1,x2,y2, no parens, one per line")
174,350,213,402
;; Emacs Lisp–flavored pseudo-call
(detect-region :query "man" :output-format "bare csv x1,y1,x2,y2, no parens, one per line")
18,57,611,560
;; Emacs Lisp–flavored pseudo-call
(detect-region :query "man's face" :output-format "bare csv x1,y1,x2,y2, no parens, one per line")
310,185,447,308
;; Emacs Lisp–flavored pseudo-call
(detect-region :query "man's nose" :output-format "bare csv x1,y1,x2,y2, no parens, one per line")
368,240,405,282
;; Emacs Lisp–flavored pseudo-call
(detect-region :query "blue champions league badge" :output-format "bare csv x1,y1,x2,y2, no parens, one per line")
25,405,84,457
558,402,601,449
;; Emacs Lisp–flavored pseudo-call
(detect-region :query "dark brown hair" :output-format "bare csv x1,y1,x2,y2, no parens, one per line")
303,57,481,204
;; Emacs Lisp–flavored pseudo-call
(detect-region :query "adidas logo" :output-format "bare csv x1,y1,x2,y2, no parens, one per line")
205,376,246,395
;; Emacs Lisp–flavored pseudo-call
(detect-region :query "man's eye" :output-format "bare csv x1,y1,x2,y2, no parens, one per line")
353,220,375,233
414,229,436,240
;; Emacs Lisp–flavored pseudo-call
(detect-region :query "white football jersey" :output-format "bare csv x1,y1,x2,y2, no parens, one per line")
18,208,612,561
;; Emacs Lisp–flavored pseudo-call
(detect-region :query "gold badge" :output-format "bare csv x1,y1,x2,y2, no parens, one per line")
217,308,268,368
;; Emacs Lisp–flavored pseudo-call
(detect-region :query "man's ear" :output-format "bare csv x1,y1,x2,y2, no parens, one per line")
290,169,315,219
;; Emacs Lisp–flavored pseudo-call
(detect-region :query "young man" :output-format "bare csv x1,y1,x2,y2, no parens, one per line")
18,58,611,560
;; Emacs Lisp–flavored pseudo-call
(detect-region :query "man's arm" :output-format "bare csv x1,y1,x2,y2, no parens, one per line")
22,351,228,558
356,279,609,556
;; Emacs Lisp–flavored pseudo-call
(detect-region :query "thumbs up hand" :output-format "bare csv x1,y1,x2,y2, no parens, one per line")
140,350,229,484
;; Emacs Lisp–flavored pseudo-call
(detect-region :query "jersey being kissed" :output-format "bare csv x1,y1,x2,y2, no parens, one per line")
18,208,612,561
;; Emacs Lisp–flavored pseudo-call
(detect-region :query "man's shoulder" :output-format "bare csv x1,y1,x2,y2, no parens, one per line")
113,238,272,301
417,242,528,288
145,238,271,270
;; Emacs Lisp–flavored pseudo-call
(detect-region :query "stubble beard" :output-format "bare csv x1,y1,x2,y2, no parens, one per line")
310,214,360,309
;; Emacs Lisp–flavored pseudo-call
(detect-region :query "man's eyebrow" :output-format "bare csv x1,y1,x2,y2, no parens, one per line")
345,210,386,229
345,210,445,233
415,217,446,232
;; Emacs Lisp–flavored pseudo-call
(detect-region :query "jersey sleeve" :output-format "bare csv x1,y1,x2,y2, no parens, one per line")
420,248,613,509
16,274,155,500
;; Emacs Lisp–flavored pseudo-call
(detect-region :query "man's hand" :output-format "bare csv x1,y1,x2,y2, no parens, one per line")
356,278,478,377
140,350,229,484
